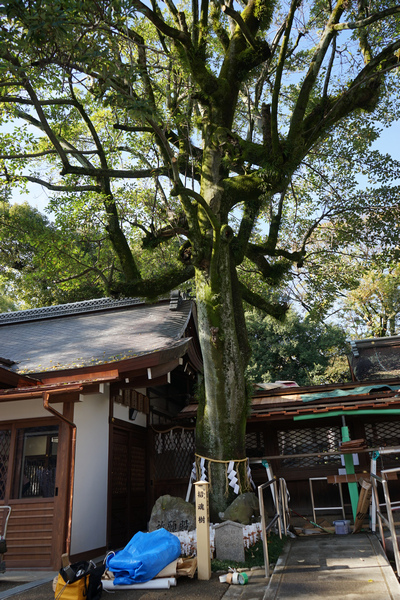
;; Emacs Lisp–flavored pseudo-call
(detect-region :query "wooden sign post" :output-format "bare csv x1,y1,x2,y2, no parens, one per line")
194,481,211,580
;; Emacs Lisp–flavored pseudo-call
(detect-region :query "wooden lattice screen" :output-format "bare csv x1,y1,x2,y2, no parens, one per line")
153,427,195,481
0,429,11,501
277,426,342,469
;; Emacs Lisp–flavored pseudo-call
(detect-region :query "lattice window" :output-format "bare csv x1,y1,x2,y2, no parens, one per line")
153,428,195,480
15,426,58,498
365,421,400,469
0,430,11,500
246,431,265,457
277,426,342,469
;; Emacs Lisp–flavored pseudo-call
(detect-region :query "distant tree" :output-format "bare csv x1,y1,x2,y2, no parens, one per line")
0,277,18,312
246,309,350,386
0,201,111,305
286,234,400,339
0,200,184,306
341,266,400,338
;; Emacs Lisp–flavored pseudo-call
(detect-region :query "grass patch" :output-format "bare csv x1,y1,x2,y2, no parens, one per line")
211,533,286,572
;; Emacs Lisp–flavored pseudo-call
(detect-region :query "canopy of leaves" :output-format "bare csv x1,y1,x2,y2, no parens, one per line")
0,199,187,306
0,200,113,305
340,264,400,338
246,308,350,386
0,0,400,312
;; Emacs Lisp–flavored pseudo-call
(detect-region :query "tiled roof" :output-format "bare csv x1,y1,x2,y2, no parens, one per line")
0,297,194,375
348,336,400,381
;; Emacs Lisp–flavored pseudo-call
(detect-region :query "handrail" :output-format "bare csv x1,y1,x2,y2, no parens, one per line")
258,477,281,579
0,506,11,540
371,470,400,578
249,445,400,462
279,478,290,535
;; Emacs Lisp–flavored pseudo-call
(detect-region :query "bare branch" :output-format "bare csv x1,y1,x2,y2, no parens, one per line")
5,174,102,193
59,165,167,179
0,149,98,159
333,6,400,31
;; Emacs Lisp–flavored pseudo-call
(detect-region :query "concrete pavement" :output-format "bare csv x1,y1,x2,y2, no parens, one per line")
266,533,400,600
1,532,400,600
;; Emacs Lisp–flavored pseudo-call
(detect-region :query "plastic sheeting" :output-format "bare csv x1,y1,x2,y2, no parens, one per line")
106,528,182,585
301,384,400,403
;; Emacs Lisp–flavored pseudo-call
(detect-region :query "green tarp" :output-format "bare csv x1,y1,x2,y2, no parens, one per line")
301,384,400,403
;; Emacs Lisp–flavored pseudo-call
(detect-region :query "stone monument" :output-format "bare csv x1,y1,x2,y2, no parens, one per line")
214,520,245,563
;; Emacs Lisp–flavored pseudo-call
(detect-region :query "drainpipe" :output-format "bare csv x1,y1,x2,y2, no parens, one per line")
43,392,77,559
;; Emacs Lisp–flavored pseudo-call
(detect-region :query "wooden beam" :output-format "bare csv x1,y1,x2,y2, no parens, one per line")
111,374,169,394
0,384,83,402
0,366,40,388
36,340,190,383
327,472,397,484
40,370,119,385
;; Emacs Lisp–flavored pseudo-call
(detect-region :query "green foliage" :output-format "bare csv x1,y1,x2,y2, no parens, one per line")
340,264,400,339
0,199,188,307
245,308,350,386
0,276,19,312
0,200,111,306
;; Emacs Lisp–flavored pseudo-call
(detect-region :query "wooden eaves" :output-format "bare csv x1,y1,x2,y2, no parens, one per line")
0,338,195,403
35,338,192,384
0,365,40,389
178,378,400,421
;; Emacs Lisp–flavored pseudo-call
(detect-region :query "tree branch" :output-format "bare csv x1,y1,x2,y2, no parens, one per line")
0,95,78,106
131,0,191,45
221,4,257,49
0,149,97,160
15,108,95,169
333,6,400,32
303,45,400,148
59,165,167,179
271,0,299,155
287,0,346,147
239,282,288,320
111,264,195,298
6,175,102,193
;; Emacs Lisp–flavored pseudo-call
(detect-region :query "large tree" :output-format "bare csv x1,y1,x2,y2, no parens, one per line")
1,0,400,515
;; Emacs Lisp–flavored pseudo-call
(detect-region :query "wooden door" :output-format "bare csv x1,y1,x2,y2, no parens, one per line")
109,423,147,550
0,419,70,569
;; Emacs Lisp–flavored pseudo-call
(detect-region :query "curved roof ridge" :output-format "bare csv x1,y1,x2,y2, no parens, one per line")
0,296,158,325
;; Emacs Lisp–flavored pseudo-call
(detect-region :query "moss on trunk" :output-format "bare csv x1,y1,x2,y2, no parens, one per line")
194,235,250,518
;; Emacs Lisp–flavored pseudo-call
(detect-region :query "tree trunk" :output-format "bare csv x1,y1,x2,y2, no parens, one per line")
194,240,250,519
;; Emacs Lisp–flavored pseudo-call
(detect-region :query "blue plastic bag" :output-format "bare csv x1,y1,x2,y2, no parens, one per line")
106,528,181,585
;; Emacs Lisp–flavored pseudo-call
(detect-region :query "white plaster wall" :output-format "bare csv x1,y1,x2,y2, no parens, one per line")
0,398,59,421
70,391,109,555
113,401,147,428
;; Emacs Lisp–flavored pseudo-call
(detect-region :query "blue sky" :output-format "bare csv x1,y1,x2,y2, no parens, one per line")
372,121,400,162
9,119,400,213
